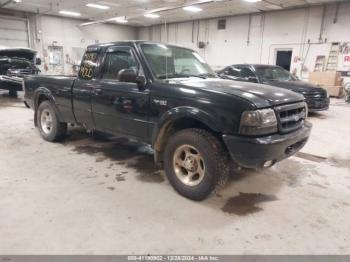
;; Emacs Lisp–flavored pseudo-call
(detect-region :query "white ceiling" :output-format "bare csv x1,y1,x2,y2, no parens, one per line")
0,0,346,26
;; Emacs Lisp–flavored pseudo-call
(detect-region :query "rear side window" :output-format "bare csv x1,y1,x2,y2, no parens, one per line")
227,67,240,77
79,51,99,80
240,67,255,78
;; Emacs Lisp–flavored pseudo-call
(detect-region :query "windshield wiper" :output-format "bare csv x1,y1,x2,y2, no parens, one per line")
158,73,207,79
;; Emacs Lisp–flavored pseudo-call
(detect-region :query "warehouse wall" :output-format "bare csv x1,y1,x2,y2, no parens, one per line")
137,2,350,80
29,15,137,75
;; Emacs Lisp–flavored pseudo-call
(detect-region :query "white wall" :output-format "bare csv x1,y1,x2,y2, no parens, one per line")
30,15,137,75
137,2,350,80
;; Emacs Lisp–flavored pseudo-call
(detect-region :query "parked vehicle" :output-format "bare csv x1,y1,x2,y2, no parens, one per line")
345,83,350,103
24,41,312,200
0,48,41,97
217,64,330,112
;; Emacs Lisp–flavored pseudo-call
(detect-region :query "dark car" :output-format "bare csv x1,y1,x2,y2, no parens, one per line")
217,64,330,112
0,48,41,97
24,41,311,200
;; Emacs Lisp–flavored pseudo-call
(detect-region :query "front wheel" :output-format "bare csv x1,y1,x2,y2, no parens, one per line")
37,101,67,142
164,129,229,201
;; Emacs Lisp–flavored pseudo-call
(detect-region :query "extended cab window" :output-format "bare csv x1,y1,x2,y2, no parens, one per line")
102,49,137,80
79,51,99,80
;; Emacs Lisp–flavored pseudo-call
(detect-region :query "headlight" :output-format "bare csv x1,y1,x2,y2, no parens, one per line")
239,108,278,136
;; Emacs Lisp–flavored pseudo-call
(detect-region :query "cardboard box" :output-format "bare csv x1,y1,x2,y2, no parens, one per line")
309,71,343,86
323,85,344,97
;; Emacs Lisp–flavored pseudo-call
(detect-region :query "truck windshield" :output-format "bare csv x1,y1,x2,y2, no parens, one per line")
141,43,216,79
255,66,296,82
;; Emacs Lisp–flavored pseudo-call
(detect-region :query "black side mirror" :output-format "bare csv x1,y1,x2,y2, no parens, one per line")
117,69,146,90
36,58,42,65
117,69,138,82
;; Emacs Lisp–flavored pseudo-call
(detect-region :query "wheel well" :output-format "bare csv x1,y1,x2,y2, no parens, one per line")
153,117,222,165
36,94,49,109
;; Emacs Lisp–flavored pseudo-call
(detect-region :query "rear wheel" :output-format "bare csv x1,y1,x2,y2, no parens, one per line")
164,128,229,201
37,101,67,142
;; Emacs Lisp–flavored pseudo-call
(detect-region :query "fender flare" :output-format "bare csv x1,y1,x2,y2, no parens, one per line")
33,87,62,126
152,106,221,148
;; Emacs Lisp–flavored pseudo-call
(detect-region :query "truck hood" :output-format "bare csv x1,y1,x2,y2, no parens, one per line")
263,80,325,94
169,78,305,108
0,48,36,62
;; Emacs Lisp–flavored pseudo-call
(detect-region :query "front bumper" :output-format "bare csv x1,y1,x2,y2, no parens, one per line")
223,121,312,169
0,75,23,91
306,97,330,112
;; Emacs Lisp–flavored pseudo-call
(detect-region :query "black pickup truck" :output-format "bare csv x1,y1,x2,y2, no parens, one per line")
24,41,312,200
0,48,41,97
218,64,330,112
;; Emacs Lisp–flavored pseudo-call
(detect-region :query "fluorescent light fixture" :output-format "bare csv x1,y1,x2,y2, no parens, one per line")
144,13,160,19
13,0,22,3
86,3,110,10
244,0,262,2
183,6,202,12
110,16,128,23
59,10,81,17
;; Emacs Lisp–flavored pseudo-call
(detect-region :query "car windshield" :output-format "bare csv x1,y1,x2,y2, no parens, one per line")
255,66,296,82
141,43,216,79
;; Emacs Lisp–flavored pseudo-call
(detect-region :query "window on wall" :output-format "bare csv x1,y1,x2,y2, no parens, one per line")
218,19,226,30
102,49,137,80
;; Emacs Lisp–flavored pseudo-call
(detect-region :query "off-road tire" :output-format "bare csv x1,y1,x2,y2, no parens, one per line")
164,128,229,201
37,101,67,142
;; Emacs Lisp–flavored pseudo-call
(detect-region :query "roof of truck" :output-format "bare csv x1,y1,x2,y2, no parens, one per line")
87,40,190,50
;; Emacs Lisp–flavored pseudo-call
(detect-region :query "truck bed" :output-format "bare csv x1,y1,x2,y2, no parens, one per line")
24,75,77,123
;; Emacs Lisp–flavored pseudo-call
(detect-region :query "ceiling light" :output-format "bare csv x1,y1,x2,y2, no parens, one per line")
13,0,22,3
144,13,160,19
59,10,81,17
86,3,110,10
183,6,202,12
110,17,128,24
244,0,262,2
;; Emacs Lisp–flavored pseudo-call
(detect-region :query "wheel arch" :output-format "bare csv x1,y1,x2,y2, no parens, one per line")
152,107,223,166
33,87,61,126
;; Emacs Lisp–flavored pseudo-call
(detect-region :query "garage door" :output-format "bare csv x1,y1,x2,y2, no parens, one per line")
0,16,29,47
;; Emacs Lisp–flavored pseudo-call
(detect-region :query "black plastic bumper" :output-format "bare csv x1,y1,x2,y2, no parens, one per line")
222,121,312,169
307,97,330,112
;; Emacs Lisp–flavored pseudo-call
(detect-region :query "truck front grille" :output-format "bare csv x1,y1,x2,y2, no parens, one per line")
275,102,307,134
303,90,327,100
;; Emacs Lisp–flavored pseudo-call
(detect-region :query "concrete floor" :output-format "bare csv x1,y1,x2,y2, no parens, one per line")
0,90,350,255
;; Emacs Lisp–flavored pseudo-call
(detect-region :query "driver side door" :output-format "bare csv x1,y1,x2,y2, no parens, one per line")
91,46,151,140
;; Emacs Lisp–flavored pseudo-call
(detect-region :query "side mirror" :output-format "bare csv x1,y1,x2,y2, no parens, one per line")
117,68,138,83
117,69,146,90
36,58,42,66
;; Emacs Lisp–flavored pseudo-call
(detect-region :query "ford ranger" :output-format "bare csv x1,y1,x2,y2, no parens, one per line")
24,41,312,200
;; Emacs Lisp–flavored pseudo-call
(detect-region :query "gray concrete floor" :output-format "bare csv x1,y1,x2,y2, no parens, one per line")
0,90,350,255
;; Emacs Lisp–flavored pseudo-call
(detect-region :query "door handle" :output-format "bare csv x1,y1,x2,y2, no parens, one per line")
94,88,103,95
